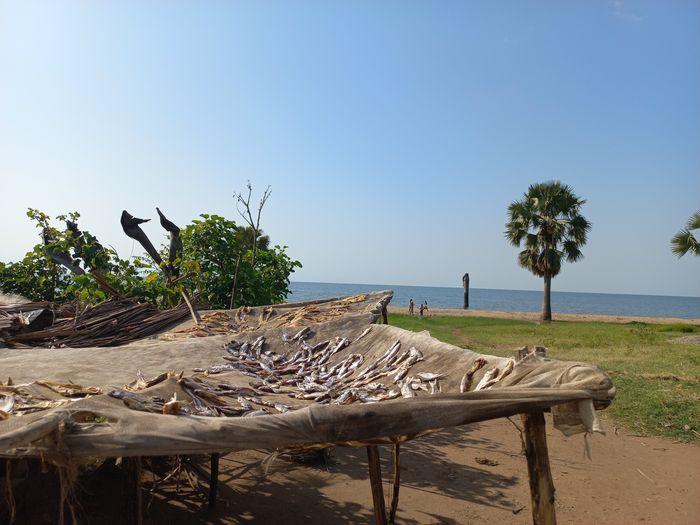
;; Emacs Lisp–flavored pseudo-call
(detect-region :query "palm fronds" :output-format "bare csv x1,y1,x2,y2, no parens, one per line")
505,180,590,278
671,211,700,258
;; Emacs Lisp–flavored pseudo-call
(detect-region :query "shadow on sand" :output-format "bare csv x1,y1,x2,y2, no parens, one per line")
143,423,523,524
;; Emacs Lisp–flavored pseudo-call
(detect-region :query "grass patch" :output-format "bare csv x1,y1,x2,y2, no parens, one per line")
388,313,700,442
656,323,697,333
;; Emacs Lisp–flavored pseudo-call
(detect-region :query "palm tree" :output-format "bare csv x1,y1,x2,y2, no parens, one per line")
234,226,270,252
671,211,700,258
505,181,591,322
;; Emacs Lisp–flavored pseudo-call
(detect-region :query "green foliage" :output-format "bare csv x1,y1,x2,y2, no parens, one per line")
505,181,591,278
0,209,301,310
656,323,697,333
671,210,700,257
180,214,301,308
0,245,71,302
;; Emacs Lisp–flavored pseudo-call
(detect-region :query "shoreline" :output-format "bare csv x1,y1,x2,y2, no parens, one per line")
387,305,700,325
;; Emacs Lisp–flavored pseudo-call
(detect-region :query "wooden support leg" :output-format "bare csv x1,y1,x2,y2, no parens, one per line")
123,457,143,525
381,306,388,325
366,446,387,525
388,443,401,523
521,412,557,525
209,453,220,508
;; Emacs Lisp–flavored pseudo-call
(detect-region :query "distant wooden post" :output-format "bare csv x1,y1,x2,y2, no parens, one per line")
515,347,557,525
366,445,388,525
462,273,469,309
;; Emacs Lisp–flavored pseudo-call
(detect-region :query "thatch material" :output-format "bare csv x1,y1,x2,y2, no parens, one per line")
0,298,191,348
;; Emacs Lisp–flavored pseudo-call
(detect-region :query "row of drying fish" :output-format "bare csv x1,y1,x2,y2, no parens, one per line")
0,324,512,420
0,379,102,419
2,326,518,421
178,325,515,417
192,326,433,406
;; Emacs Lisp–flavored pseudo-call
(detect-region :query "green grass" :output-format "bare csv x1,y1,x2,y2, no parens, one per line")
389,313,700,442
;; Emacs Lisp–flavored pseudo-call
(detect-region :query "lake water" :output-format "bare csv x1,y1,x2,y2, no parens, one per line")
287,281,700,320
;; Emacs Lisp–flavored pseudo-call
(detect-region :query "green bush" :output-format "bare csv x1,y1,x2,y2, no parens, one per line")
179,214,301,309
0,209,301,309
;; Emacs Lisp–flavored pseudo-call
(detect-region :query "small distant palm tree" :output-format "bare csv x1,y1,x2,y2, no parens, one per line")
505,181,591,322
235,226,270,252
671,211,700,258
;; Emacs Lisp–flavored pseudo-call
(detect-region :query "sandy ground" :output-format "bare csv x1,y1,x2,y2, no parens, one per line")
387,306,700,325
133,415,700,525
9,417,699,524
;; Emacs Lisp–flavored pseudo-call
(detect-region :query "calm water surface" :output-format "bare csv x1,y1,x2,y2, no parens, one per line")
287,282,700,319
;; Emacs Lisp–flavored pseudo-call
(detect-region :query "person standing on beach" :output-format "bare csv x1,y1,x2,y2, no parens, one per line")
423,301,429,316
419,302,425,318
408,298,414,316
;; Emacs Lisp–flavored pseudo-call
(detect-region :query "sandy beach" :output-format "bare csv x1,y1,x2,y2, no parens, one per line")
387,306,700,325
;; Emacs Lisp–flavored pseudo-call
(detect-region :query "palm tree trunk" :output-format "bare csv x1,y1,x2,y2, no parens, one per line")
542,274,552,322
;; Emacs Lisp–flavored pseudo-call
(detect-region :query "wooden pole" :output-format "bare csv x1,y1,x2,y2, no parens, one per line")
229,253,243,310
381,306,388,325
515,347,556,525
208,453,220,508
462,273,469,309
180,289,201,325
366,445,387,525
388,443,401,523
521,412,557,525
123,457,143,525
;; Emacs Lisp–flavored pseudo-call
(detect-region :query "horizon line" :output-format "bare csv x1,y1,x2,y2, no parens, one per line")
290,280,700,300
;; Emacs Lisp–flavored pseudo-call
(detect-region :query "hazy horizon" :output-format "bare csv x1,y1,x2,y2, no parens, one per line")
290,280,700,299
1,2,699,297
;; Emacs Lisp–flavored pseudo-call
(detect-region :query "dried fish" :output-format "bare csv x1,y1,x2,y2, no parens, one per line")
460,358,488,393
354,326,372,342
415,372,444,382
0,394,15,414
474,368,500,391
291,327,310,341
495,359,515,382
242,409,269,418
36,381,102,397
162,393,181,415
400,378,416,398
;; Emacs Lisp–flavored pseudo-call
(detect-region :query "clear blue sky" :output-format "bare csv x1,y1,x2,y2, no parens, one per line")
1,1,699,297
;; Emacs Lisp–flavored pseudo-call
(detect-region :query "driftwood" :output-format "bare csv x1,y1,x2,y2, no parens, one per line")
156,207,182,278
43,223,121,299
120,211,163,266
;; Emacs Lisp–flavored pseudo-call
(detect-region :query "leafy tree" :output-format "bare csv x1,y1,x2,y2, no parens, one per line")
505,181,591,322
671,211,700,258
1,208,301,310
179,214,300,309
234,225,270,252
0,246,71,302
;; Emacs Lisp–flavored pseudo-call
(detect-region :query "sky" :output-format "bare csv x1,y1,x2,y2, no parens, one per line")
1,1,699,297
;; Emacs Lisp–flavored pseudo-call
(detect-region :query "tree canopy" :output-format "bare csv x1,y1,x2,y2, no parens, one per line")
505,181,590,278
0,209,301,309
671,211,700,258
505,181,590,321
